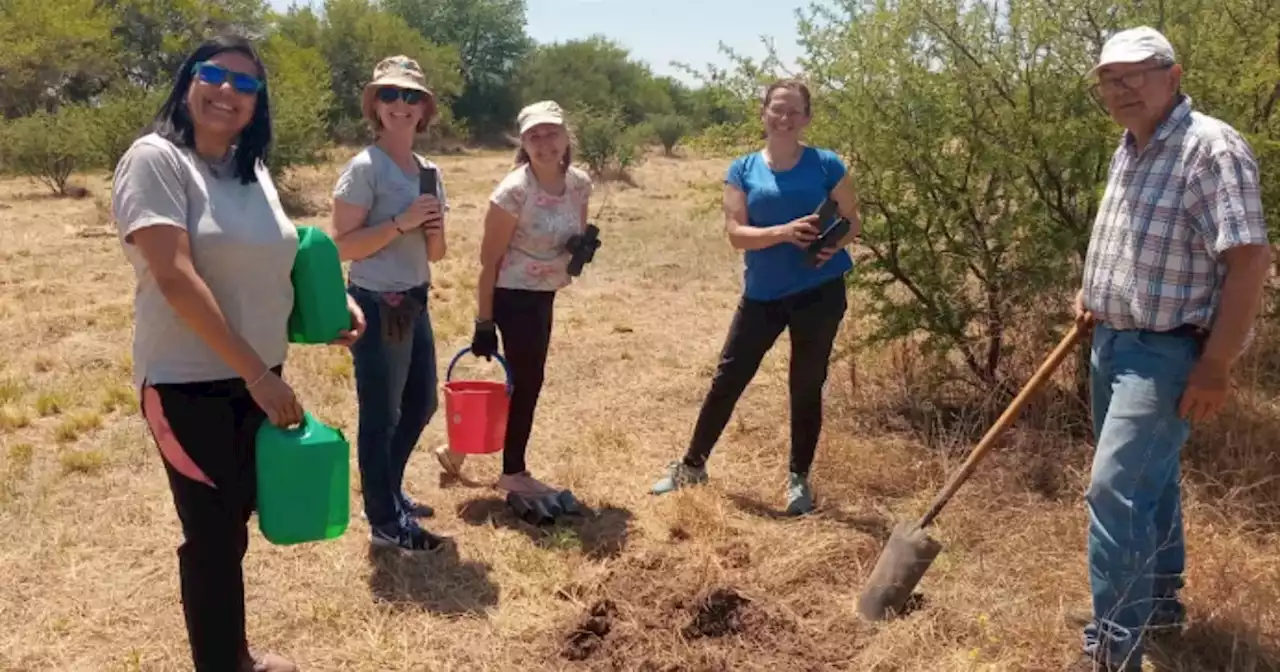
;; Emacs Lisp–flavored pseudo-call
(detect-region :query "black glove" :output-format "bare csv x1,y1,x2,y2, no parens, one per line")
471,319,498,360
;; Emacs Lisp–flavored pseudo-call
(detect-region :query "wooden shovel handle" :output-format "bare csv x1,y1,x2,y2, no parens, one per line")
917,323,1086,529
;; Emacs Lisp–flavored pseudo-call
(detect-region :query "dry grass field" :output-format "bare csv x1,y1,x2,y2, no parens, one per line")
0,148,1278,672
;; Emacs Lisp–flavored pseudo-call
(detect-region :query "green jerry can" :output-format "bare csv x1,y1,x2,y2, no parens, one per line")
288,225,350,344
255,411,350,546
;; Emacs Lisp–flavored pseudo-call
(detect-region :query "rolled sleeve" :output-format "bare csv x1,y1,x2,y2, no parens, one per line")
112,140,189,243
1188,146,1270,255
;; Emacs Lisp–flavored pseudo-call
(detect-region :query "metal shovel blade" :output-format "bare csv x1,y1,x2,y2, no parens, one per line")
856,520,943,621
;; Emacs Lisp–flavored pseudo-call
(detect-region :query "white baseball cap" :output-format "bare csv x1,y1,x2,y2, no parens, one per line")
518,100,565,134
1090,26,1176,75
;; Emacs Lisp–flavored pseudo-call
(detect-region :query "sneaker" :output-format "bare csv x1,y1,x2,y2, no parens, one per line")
1065,599,1186,632
785,472,815,515
370,520,445,552
650,460,708,495
398,492,435,518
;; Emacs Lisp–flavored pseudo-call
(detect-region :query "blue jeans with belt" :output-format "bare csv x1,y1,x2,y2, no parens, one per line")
348,283,439,530
1083,323,1195,668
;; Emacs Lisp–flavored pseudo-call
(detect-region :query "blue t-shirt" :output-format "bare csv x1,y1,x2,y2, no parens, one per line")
726,146,854,301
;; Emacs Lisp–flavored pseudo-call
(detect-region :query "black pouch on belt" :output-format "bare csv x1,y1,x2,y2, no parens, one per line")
378,285,428,343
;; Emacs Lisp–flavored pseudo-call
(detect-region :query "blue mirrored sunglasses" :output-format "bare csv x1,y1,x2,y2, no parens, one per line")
192,61,263,95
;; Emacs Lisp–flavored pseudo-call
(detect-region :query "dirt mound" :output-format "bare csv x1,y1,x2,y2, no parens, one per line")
562,599,617,662
681,587,753,640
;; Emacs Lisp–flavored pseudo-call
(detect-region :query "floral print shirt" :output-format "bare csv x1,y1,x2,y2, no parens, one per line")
490,163,593,291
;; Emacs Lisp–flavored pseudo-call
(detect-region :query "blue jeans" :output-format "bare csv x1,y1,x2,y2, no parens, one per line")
348,284,439,530
1083,324,1194,667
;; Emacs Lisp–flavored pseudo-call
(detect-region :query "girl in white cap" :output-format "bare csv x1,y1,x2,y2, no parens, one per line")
330,55,450,551
438,100,595,521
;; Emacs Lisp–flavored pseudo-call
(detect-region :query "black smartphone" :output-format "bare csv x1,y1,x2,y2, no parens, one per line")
419,166,438,197
805,217,851,266
813,196,839,227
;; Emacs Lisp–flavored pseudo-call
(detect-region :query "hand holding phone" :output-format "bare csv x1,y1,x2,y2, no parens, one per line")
805,217,851,267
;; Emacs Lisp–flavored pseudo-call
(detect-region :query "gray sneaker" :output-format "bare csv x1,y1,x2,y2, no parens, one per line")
785,472,814,515
650,460,708,495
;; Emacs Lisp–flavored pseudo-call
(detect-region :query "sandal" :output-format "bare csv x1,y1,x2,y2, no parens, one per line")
435,444,486,488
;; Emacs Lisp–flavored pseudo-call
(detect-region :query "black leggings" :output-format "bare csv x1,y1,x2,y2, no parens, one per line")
493,287,556,476
683,277,848,475
139,367,280,672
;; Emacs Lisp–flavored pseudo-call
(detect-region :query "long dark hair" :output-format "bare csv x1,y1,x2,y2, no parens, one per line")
146,34,272,185
514,146,572,175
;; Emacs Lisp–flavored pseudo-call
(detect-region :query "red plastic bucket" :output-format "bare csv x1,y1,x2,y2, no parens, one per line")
442,347,511,455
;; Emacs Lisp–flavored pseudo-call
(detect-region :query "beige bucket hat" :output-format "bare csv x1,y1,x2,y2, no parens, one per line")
362,55,436,131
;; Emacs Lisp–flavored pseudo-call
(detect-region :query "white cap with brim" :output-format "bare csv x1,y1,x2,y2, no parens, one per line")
1090,26,1176,76
518,100,566,135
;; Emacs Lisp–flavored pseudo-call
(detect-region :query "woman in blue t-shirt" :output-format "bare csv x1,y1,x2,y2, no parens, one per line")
650,79,862,515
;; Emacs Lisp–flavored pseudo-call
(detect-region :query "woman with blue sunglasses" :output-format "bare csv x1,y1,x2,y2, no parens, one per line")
112,35,365,672
331,55,449,553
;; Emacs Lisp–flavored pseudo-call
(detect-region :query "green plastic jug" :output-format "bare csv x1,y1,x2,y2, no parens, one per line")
255,411,350,546
288,225,350,344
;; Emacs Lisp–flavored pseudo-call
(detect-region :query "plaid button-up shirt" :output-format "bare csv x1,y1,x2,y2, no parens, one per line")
1082,94,1269,332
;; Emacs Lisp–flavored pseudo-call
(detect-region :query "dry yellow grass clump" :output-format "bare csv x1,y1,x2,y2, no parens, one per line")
0,148,1277,672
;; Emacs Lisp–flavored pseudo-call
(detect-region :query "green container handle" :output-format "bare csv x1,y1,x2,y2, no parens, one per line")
265,410,318,437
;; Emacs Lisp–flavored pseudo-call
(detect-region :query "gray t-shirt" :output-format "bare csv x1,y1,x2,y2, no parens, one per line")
332,145,448,292
112,132,299,388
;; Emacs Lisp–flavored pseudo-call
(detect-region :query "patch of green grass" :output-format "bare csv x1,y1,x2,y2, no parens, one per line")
8,443,34,467
60,449,107,475
35,391,68,417
0,443,35,503
0,378,23,404
101,385,138,413
54,410,102,443
0,405,31,432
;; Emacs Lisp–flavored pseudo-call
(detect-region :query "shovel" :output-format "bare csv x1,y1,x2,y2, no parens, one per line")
855,323,1085,621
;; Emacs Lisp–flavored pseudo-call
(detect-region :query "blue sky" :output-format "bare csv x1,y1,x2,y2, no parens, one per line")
268,0,812,84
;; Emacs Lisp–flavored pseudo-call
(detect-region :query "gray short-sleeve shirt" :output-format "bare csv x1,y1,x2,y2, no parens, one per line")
112,132,299,388
332,145,448,292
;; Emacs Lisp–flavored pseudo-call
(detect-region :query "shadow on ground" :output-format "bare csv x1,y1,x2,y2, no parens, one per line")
1148,617,1280,672
366,540,500,617
726,491,893,541
455,496,634,560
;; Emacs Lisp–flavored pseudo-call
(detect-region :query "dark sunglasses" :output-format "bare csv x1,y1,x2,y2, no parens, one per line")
192,61,263,95
376,86,426,105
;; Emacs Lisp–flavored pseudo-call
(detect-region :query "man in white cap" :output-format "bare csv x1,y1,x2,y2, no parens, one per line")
1071,25,1272,671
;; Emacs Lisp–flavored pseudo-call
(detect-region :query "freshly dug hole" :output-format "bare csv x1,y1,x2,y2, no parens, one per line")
681,587,754,640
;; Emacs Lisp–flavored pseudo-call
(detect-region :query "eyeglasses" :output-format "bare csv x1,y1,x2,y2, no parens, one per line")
192,61,263,95
376,87,426,105
1089,63,1172,101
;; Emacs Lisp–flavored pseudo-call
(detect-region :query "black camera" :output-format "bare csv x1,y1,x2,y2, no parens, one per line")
565,224,601,277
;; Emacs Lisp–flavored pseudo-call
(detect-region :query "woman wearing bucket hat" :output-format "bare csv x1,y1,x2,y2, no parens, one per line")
436,100,595,522
330,55,449,552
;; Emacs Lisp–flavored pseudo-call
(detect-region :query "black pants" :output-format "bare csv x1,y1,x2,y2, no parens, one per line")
139,368,279,672
683,277,848,475
493,287,556,475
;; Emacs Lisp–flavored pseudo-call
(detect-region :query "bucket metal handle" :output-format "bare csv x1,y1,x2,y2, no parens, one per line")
445,346,513,395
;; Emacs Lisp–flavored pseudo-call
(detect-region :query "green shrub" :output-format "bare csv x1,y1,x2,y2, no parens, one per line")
1,107,97,195
647,113,690,155
573,107,647,180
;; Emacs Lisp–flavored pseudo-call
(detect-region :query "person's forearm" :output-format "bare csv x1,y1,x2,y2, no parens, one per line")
476,264,498,321
425,228,446,263
1202,246,1272,365
155,269,270,381
336,218,403,261
728,222,785,251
